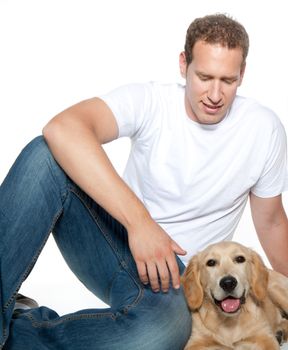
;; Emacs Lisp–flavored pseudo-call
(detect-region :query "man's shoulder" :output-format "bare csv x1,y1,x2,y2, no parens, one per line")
233,95,271,112
232,95,281,129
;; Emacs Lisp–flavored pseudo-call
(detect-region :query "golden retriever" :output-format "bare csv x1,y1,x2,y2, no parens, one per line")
182,241,288,350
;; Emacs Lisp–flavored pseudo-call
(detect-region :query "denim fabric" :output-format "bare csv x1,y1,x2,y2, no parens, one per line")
0,136,191,349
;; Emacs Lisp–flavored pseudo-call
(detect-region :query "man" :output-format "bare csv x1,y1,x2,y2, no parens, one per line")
1,13,288,350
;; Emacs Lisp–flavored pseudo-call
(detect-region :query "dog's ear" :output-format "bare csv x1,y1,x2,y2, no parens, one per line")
268,269,288,313
250,250,269,301
181,255,204,310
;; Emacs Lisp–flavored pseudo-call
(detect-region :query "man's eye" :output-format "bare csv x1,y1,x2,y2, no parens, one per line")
223,79,237,85
235,255,246,263
200,76,210,81
206,259,217,267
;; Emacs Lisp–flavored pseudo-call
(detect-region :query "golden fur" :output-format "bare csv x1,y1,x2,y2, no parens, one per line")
182,241,288,350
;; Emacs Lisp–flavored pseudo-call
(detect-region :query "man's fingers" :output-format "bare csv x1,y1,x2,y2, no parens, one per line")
166,255,181,290
146,262,160,292
137,258,180,292
156,261,170,292
137,261,160,291
171,240,187,256
136,261,149,285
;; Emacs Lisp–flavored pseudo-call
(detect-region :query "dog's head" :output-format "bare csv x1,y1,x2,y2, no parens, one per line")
182,241,268,317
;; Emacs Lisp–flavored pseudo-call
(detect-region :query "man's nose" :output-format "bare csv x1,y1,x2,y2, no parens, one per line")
207,81,222,105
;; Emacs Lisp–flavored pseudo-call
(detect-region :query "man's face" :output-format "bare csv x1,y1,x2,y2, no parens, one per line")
179,40,245,125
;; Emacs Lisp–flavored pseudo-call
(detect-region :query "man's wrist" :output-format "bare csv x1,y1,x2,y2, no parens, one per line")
123,205,153,234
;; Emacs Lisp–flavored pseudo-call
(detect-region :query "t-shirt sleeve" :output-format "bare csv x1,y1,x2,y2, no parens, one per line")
99,83,152,138
251,120,288,198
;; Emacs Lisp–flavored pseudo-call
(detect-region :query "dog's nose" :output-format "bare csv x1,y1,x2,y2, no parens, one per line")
220,275,238,293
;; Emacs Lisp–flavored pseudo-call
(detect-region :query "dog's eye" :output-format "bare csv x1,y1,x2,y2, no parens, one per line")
206,259,217,267
235,255,246,263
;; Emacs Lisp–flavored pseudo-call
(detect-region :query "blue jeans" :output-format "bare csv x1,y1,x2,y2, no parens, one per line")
0,136,191,349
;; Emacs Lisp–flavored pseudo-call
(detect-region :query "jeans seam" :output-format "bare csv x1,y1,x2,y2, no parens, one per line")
22,310,120,328
3,207,64,311
46,153,70,204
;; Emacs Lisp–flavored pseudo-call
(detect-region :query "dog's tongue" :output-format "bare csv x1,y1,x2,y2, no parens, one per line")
221,298,240,313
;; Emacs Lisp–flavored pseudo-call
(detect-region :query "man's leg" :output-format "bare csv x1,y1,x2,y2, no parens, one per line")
0,136,191,349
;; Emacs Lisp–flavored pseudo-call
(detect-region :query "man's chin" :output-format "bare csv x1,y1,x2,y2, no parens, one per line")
196,115,226,125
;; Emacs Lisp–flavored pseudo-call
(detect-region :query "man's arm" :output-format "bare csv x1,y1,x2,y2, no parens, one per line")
250,192,288,276
42,97,186,292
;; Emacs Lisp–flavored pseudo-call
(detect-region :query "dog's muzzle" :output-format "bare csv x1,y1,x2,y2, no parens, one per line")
214,294,246,313
213,275,246,314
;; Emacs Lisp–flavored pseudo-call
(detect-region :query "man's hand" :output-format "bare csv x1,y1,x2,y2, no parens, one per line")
127,217,186,293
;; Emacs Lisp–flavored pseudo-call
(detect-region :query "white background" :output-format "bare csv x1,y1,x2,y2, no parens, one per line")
1,0,288,316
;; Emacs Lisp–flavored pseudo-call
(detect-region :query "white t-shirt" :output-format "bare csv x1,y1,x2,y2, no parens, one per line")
100,82,288,264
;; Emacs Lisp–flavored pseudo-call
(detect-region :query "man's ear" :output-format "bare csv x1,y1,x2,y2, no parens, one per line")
238,62,246,87
179,51,187,79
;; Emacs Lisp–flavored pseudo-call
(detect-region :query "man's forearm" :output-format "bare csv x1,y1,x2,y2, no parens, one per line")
250,193,288,277
260,220,288,277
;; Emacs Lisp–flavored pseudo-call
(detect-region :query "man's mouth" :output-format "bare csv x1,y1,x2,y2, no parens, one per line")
202,102,224,112
213,293,246,314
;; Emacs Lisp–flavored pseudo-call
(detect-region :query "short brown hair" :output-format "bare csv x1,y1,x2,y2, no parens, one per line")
184,14,249,67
